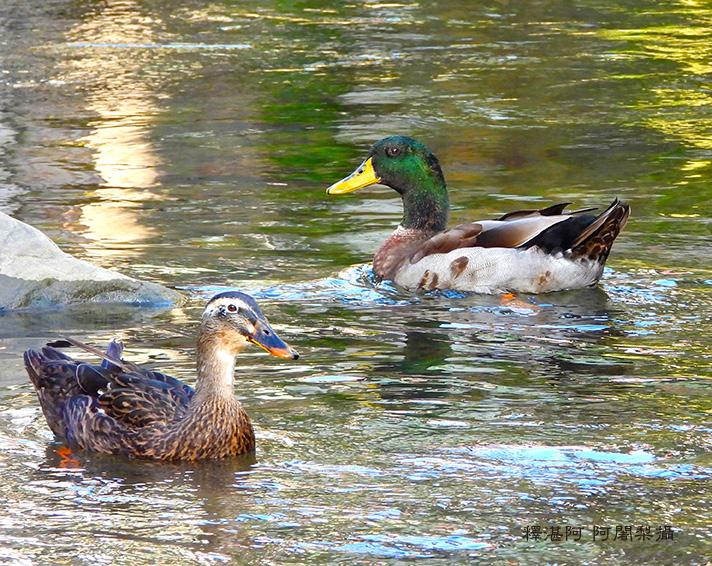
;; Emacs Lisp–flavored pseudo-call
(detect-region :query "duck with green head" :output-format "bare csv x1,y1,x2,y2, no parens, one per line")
327,135,630,294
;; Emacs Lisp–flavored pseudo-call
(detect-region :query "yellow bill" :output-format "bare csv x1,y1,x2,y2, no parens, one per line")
326,157,381,194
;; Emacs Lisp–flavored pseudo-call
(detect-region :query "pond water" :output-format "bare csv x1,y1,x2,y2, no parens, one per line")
1,0,711,564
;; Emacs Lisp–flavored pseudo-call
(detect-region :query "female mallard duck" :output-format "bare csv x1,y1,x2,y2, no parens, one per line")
327,135,630,294
24,291,298,461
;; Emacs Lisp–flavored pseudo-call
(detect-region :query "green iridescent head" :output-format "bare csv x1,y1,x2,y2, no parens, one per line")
327,136,450,232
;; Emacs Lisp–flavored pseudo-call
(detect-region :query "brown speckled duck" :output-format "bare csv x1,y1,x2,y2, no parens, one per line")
24,291,298,461
327,135,630,294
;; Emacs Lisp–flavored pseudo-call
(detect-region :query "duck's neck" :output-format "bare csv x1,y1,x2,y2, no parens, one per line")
193,331,243,404
396,165,449,233
401,186,449,233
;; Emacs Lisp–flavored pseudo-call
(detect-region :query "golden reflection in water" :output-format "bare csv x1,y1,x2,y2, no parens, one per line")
596,3,712,181
61,0,166,258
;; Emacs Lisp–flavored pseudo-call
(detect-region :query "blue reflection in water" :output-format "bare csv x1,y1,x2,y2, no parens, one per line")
189,265,411,306
435,445,712,483
338,534,491,557
252,533,491,559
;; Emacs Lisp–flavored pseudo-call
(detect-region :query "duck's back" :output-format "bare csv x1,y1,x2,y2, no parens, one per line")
24,341,199,458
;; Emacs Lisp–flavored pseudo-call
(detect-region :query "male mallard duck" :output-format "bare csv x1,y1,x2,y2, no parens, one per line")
327,135,630,294
24,291,298,461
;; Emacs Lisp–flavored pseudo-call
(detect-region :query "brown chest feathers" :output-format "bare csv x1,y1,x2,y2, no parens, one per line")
373,226,432,280
139,400,255,461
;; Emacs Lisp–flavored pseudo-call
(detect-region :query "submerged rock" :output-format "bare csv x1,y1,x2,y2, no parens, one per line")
0,212,185,309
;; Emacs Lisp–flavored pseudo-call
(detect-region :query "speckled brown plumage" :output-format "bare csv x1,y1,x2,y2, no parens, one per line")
24,291,298,462
569,199,631,263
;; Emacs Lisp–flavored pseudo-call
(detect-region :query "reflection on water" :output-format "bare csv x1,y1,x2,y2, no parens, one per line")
0,0,712,564
594,7,712,187
58,1,165,256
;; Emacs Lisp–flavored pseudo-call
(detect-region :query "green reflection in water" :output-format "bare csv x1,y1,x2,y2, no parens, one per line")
1,0,712,564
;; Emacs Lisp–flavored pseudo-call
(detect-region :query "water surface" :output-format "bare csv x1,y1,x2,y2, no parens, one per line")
1,1,711,565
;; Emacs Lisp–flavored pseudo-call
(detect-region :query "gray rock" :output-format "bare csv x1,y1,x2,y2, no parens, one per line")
0,212,185,310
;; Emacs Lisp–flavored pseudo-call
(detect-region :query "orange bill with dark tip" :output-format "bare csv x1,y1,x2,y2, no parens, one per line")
249,319,299,359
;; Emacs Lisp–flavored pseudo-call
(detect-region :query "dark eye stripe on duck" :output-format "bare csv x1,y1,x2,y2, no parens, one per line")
206,291,265,316
220,305,250,320
206,296,259,322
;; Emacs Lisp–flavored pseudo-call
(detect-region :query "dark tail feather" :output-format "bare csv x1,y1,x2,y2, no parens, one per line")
497,202,599,222
102,340,124,372
38,345,74,362
23,348,78,437
569,199,630,262
23,350,43,389
521,198,630,262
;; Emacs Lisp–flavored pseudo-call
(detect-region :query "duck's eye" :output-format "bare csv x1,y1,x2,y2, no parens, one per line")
227,304,238,313
385,146,401,158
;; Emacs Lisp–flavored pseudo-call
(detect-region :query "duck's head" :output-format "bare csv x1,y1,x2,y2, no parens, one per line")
199,291,298,360
327,136,449,232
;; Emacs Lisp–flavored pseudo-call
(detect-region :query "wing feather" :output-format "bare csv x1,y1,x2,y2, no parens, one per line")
406,201,625,265
26,338,195,447
98,371,193,427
